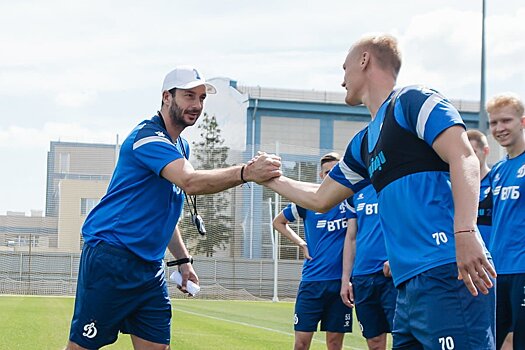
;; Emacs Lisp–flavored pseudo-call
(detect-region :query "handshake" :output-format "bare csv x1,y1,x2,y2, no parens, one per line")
242,151,282,184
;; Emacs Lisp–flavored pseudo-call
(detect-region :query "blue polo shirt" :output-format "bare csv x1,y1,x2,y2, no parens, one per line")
489,151,525,274
82,115,187,262
329,86,489,286
348,184,388,276
283,201,354,281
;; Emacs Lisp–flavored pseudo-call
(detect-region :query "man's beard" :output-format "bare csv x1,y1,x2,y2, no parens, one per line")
168,101,200,128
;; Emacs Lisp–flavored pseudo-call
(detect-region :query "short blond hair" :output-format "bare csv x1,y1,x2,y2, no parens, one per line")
466,129,489,148
486,92,524,117
353,34,402,78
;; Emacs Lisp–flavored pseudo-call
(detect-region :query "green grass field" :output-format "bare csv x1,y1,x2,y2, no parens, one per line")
0,295,375,349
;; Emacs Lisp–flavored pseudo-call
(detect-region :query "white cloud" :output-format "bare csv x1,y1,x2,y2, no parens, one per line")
0,122,119,150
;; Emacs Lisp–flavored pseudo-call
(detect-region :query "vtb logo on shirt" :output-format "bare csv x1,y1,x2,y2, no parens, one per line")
317,219,348,232
357,202,378,215
493,185,520,201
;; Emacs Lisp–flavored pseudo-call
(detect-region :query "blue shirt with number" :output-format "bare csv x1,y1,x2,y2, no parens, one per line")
329,86,489,286
283,201,354,281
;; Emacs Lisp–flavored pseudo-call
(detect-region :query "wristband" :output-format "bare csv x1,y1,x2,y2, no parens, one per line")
166,256,193,267
454,229,476,234
240,165,248,183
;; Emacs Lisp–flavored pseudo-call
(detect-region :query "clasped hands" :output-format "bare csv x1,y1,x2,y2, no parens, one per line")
242,151,282,184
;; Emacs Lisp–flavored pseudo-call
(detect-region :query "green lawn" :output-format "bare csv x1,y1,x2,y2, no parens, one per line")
0,296,372,349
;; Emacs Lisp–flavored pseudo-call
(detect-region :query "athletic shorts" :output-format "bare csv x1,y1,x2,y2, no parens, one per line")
69,242,171,348
392,262,495,350
495,273,525,349
352,271,397,339
294,279,353,333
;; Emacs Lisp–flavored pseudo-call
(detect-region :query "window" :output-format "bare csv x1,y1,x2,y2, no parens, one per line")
58,152,70,173
81,198,99,216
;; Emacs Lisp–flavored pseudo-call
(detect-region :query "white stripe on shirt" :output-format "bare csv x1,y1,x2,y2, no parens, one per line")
133,136,174,150
339,159,365,185
290,203,300,221
416,94,442,140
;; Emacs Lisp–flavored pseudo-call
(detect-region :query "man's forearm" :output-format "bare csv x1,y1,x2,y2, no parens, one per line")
168,226,190,259
266,176,352,213
273,222,305,247
342,222,357,281
450,154,480,231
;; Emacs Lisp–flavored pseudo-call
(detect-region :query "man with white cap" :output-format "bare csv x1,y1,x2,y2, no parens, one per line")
66,66,281,350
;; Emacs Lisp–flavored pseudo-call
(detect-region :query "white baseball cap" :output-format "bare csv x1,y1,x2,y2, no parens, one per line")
161,65,216,94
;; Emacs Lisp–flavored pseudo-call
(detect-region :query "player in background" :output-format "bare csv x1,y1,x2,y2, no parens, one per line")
486,93,525,350
466,129,493,246
340,184,397,350
263,33,496,349
272,152,353,350
66,66,281,350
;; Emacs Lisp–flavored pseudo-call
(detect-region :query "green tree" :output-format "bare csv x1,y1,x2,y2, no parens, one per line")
183,113,232,257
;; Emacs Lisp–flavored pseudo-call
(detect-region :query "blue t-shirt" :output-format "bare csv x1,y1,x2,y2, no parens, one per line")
283,201,354,281
329,86,486,286
477,174,493,246
347,184,388,276
489,151,525,274
82,115,187,262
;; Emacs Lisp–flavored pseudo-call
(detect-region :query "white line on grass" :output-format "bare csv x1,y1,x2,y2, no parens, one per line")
174,307,365,350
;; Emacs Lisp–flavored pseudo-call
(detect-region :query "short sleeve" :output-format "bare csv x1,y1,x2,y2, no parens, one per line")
283,203,301,222
329,128,370,192
132,124,184,175
394,87,465,146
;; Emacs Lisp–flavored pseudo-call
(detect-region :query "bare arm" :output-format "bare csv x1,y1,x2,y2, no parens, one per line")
161,154,281,195
265,175,354,213
272,211,311,260
433,125,496,296
340,218,357,307
167,225,198,292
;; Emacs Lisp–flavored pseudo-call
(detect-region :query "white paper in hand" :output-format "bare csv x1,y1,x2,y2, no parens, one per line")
170,271,201,296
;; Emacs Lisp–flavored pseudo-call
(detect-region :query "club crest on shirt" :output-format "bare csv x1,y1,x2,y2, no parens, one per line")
518,164,525,178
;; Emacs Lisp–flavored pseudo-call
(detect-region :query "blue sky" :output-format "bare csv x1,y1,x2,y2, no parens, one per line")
1,0,524,213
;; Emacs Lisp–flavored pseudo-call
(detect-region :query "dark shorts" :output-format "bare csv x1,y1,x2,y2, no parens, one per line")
495,273,525,349
294,279,353,333
352,272,397,339
392,263,495,350
69,242,171,348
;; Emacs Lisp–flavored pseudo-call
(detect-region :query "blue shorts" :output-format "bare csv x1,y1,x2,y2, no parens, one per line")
495,273,525,349
69,242,171,348
352,271,397,339
392,263,495,350
294,279,353,333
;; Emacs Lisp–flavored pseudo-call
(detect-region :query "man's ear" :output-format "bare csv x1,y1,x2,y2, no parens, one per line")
162,90,172,106
360,51,370,70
